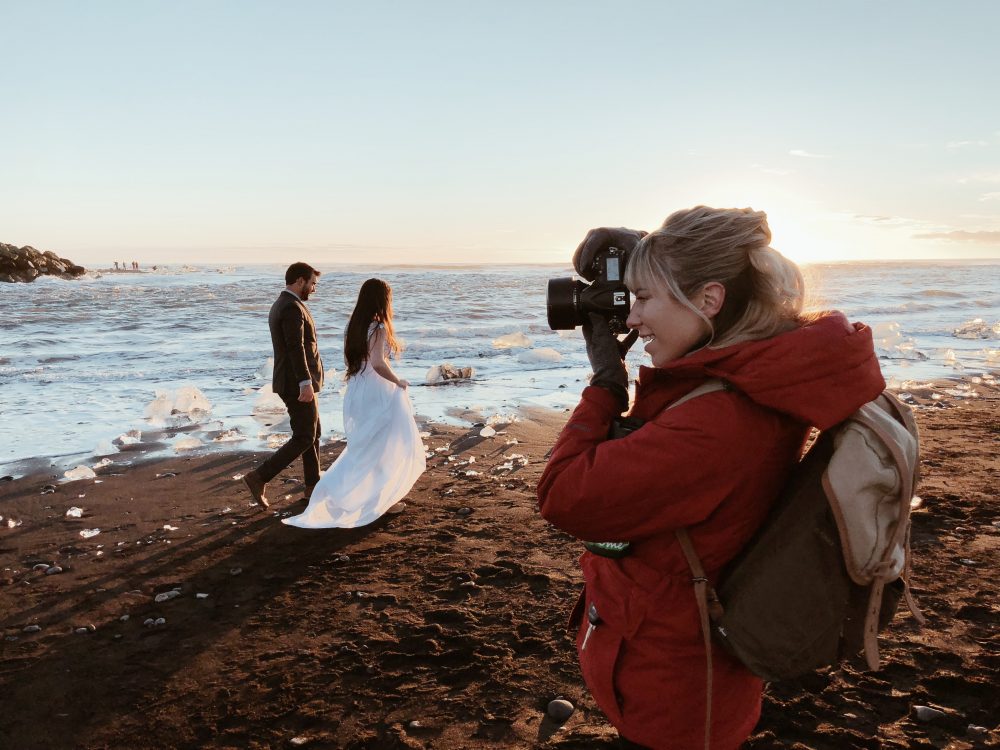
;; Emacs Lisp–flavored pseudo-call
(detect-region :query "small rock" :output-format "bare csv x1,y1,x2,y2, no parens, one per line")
23,625,41,633
32,563,51,572
479,426,496,438
79,528,100,539
42,484,57,491
230,567,243,576
967,725,988,737
154,590,181,603
120,615,130,622
74,627,91,635
913,705,947,722
457,507,473,516
40,488,55,495
387,502,406,514
547,698,575,722
290,737,310,747
143,618,155,626
65,507,84,518
45,566,64,576
407,720,422,730
459,580,477,588
154,617,166,626
196,593,209,599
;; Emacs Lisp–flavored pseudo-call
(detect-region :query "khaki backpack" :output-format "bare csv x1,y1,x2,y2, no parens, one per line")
668,381,924,750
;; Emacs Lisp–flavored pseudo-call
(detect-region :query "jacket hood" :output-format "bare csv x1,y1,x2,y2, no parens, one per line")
637,312,886,430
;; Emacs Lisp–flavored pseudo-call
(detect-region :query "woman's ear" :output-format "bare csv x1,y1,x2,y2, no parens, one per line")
699,282,726,318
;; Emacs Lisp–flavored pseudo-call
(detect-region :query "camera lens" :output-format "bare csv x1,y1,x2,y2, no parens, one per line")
546,277,583,330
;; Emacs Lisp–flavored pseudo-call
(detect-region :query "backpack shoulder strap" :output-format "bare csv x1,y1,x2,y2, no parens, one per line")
666,378,728,412
667,379,729,750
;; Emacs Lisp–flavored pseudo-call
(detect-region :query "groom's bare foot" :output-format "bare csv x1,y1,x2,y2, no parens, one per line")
243,470,269,509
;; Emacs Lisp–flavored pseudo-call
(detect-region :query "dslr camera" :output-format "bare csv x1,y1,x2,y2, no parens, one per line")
546,246,630,334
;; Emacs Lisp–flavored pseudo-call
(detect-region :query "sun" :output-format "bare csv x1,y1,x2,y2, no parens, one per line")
680,179,847,264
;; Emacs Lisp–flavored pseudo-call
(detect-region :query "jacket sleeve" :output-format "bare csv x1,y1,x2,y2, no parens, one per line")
537,385,748,542
280,304,312,386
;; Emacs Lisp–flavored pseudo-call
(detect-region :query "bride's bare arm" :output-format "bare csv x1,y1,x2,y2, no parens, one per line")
370,327,408,388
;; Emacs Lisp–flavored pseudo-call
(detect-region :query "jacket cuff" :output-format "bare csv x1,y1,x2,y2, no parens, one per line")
581,384,626,418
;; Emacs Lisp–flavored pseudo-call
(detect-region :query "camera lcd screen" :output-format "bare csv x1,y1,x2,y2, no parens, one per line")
605,257,620,281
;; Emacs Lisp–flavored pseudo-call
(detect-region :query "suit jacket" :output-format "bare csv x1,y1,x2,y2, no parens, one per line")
269,290,324,398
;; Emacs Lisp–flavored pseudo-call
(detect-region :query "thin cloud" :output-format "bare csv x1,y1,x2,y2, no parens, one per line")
853,214,912,227
750,163,793,176
946,140,989,149
913,230,1000,243
957,172,1000,184
980,192,1000,202
789,149,830,159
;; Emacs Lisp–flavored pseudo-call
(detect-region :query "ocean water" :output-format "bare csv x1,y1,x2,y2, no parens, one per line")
1,261,998,477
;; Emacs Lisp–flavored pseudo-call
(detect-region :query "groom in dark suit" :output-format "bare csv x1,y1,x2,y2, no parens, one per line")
244,262,325,509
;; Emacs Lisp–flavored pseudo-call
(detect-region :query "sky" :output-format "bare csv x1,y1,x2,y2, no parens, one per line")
2,1,999,266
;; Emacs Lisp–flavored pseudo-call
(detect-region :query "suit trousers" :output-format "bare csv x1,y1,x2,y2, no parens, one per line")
257,393,321,487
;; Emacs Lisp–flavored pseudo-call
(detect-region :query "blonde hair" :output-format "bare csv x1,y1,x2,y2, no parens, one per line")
624,205,805,348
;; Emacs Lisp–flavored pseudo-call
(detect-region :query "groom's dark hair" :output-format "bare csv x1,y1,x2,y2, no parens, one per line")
285,262,320,285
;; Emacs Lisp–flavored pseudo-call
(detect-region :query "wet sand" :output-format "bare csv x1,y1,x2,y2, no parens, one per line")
1,389,997,749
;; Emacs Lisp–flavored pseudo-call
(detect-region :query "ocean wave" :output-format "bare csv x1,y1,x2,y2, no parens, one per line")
916,289,966,299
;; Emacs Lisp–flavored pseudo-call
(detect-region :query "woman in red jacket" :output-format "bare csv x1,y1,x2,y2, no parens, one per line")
537,206,885,749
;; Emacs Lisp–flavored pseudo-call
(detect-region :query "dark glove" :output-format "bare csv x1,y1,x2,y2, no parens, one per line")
572,227,648,281
582,313,640,411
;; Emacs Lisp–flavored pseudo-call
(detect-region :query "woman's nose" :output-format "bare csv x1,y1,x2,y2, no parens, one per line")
626,308,640,329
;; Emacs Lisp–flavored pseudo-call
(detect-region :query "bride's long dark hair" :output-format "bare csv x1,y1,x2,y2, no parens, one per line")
344,278,402,377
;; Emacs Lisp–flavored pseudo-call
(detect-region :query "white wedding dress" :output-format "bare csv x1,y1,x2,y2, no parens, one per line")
283,323,426,529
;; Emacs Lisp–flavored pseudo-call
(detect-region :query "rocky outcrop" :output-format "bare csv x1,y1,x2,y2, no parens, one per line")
0,243,86,282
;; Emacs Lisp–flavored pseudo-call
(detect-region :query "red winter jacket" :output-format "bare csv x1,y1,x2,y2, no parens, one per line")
537,313,885,750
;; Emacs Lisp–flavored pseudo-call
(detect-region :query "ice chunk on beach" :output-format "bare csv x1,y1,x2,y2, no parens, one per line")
517,348,563,364
64,465,97,481
252,384,286,415
492,332,533,349
173,436,203,452
212,428,246,443
66,507,84,518
257,357,274,380
266,433,290,449
93,458,113,470
145,387,212,425
871,322,926,360
79,528,100,539
174,386,211,416
114,429,142,447
953,318,1000,339
425,363,474,384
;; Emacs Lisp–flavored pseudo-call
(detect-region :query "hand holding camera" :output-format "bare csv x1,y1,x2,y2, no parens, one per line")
583,313,639,411
572,227,647,281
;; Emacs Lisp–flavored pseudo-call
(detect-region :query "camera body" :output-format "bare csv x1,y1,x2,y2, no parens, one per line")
546,246,631,334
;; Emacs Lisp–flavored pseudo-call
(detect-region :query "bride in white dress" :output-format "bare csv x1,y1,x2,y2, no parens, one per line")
283,278,426,529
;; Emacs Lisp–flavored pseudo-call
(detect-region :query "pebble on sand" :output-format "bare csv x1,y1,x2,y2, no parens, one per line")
45,566,64,575
22,625,41,633
913,705,947,722
154,590,181,603
547,698,575,722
